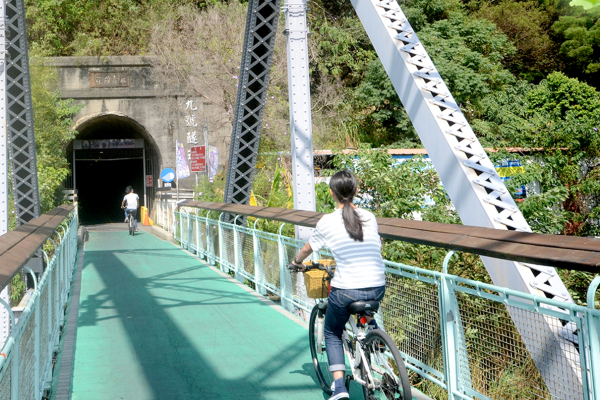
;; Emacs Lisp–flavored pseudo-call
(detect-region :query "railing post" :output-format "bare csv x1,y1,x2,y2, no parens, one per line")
11,333,19,400
34,289,40,398
187,209,192,250
232,215,245,283
278,223,293,312
439,273,460,399
586,276,600,399
178,209,183,245
195,209,200,256
218,212,227,273
439,251,471,398
253,219,266,295
206,210,214,265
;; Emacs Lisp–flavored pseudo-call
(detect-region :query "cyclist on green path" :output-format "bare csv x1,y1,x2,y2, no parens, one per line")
121,186,139,232
291,170,386,400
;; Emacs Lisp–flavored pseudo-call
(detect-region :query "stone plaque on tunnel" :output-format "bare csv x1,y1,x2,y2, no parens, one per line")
90,72,130,88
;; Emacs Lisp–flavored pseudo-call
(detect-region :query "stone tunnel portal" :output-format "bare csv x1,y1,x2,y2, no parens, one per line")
65,113,161,225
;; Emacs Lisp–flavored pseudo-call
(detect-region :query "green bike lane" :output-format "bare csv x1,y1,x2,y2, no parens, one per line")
69,230,343,400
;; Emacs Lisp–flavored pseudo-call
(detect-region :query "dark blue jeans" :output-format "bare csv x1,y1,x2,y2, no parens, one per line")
125,208,138,230
324,286,385,372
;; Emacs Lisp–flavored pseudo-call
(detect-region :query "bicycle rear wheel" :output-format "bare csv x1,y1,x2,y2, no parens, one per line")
362,330,412,400
309,303,333,395
129,214,134,235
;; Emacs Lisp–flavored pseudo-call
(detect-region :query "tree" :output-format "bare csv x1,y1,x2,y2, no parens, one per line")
351,11,517,146
552,6,600,85
475,0,557,80
474,72,600,236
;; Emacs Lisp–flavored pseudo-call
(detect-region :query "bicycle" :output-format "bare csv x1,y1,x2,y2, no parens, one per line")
288,262,412,400
122,207,136,236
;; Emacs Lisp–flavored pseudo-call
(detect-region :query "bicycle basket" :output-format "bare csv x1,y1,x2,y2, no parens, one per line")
302,259,335,299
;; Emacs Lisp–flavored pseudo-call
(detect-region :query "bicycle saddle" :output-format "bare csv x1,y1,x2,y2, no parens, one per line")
347,300,380,314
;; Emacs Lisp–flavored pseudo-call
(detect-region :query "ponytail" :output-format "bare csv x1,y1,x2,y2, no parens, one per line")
330,170,364,242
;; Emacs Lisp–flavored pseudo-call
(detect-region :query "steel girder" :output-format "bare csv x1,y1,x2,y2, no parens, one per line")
350,0,582,396
5,0,39,225
284,0,315,242
224,0,281,206
0,0,10,347
0,0,7,234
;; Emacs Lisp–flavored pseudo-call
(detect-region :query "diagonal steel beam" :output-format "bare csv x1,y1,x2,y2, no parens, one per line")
350,0,583,396
224,0,281,207
5,0,39,225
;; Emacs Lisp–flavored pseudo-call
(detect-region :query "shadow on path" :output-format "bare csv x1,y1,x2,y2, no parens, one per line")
72,231,328,400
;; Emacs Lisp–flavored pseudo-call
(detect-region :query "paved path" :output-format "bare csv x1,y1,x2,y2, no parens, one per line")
69,230,343,400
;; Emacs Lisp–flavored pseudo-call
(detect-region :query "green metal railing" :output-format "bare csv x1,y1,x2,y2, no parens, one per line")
0,208,78,399
171,208,600,400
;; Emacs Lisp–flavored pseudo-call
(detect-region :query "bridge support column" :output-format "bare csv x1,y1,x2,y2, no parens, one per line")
283,0,315,242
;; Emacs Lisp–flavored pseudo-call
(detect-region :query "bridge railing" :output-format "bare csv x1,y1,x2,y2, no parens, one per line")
0,205,78,400
168,201,600,400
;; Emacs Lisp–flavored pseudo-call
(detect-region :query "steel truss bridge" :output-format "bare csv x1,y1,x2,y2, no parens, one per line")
0,0,599,398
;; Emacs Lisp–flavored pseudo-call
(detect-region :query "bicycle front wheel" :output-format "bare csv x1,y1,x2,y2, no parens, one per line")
309,303,333,395
362,330,412,400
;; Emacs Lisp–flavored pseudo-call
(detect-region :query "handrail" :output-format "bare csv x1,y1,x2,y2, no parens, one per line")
179,201,600,272
172,206,600,399
0,204,75,289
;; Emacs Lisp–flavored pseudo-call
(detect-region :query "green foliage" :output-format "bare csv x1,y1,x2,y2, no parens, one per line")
351,10,518,146
313,18,377,85
419,13,516,107
30,51,83,213
527,71,600,118
476,72,600,236
475,0,556,79
315,183,335,213
9,275,26,305
552,6,600,80
352,60,418,147
194,176,225,203
333,148,456,221
26,0,201,56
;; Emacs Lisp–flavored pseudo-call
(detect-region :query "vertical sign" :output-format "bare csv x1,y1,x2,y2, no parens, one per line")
209,146,219,179
146,175,153,187
190,146,206,173
176,141,190,179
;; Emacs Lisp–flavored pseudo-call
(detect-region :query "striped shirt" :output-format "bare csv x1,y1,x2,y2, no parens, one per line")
309,208,386,289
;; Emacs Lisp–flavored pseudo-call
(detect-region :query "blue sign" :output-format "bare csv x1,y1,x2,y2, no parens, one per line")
160,168,175,183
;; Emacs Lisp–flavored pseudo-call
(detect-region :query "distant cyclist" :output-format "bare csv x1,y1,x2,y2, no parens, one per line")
121,186,139,232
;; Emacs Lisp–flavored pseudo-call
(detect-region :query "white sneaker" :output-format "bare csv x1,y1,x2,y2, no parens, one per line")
328,393,349,400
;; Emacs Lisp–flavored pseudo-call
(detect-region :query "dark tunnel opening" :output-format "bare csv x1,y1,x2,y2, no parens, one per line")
66,114,160,226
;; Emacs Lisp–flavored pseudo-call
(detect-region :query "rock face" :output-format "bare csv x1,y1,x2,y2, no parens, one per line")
50,56,232,191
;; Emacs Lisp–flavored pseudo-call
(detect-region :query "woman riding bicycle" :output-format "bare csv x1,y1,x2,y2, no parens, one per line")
291,170,386,400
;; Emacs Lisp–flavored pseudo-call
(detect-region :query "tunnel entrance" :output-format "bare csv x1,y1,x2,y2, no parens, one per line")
65,114,161,226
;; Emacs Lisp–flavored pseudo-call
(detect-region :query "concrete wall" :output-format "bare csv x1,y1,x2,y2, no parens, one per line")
49,56,232,189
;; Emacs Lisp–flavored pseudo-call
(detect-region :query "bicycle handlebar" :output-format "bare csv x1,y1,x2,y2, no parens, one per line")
287,262,334,279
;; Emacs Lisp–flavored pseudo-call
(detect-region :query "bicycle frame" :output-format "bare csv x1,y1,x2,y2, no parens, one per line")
316,299,394,392
342,313,379,389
